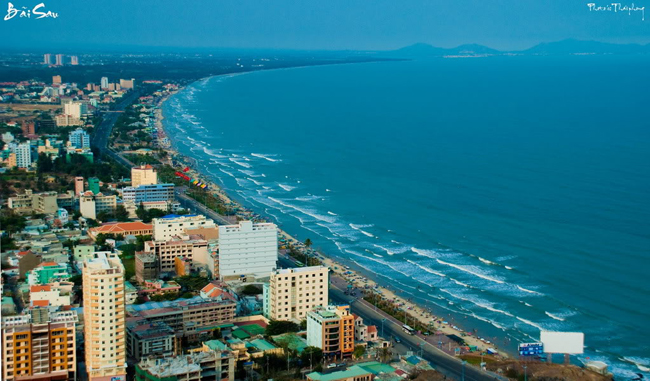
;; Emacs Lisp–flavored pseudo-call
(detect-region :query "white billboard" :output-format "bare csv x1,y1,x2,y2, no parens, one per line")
540,331,584,354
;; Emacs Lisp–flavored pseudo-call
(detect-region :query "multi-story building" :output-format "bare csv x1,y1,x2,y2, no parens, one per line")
218,221,278,279
135,350,235,381
152,214,216,241
353,314,378,343
119,78,135,90
131,164,157,187
1,310,77,381
264,266,329,321
135,252,158,284
82,252,126,381
68,127,90,148
70,56,79,65
306,305,355,359
129,298,236,339
55,115,82,127
8,142,32,169
55,54,63,66
88,177,100,194
29,284,72,307
122,183,174,205
22,121,36,136
52,74,62,84
100,77,109,89
144,236,207,276
43,53,52,65
8,190,58,215
79,192,117,220
74,176,84,195
126,320,176,362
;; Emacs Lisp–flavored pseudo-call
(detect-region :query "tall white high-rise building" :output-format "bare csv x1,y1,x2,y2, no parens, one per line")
83,252,126,381
43,53,52,65
100,77,109,89
55,54,63,66
218,221,278,279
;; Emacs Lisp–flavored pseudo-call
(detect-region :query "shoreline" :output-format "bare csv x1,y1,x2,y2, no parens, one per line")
152,72,510,358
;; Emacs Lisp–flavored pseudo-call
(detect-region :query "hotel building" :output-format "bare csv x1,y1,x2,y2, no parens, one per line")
218,221,278,279
83,252,126,381
306,305,355,359
152,214,216,241
264,266,329,321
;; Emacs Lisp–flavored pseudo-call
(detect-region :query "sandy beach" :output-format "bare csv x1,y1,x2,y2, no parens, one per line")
152,84,508,358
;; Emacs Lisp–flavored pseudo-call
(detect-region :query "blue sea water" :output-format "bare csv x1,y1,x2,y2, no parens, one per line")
163,56,650,378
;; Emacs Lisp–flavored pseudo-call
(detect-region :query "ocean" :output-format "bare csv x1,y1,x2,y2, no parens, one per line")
163,56,650,378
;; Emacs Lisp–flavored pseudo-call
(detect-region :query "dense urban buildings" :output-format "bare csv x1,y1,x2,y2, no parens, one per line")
152,214,217,241
131,164,158,187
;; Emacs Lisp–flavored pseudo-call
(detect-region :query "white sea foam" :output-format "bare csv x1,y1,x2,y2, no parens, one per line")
515,316,544,331
449,278,471,288
411,247,440,259
327,211,338,216
545,312,565,321
247,178,263,186
229,158,252,168
295,195,322,202
517,285,543,295
436,259,505,284
373,243,409,255
325,189,332,192
478,257,497,265
219,169,236,178
267,197,336,224
278,184,296,192
505,266,513,270
349,223,375,237
251,153,280,162
406,259,446,277
621,357,650,372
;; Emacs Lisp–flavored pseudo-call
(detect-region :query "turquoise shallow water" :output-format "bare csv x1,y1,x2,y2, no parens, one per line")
164,56,650,378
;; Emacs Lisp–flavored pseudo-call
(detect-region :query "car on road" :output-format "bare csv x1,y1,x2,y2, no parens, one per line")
327,363,337,369
394,336,401,343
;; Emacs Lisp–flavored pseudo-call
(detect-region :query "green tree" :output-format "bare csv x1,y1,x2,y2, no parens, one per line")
300,346,323,367
265,320,300,336
240,284,262,295
114,205,130,221
304,238,312,248
353,345,366,359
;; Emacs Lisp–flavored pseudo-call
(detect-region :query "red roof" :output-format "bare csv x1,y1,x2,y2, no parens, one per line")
31,285,51,292
32,300,50,307
40,262,59,267
17,250,32,256
367,325,377,333
90,222,153,235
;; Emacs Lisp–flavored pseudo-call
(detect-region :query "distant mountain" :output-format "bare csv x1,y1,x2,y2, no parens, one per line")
387,43,499,57
524,39,650,54
385,40,650,58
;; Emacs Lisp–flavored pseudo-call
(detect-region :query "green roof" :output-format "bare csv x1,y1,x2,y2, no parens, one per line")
204,340,228,351
250,338,277,352
307,365,372,381
357,361,396,375
241,323,265,335
231,329,251,339
272,333,308,353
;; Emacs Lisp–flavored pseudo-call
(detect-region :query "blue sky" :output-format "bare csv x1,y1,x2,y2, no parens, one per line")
1,0,648,51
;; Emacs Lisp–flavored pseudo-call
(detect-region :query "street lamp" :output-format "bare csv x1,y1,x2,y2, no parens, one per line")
523,364,528,381
381,318,387,338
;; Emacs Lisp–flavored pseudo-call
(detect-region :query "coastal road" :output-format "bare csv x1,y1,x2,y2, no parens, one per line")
278,255,502,381
174,187,233,225
91,90,141,152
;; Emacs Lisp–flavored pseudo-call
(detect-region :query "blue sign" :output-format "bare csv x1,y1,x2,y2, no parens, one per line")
519,342,544,356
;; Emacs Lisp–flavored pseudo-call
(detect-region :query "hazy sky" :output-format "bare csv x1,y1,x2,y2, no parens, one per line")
1,0,649,51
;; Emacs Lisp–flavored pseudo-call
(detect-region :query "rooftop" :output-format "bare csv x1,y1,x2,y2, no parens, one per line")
307,365,373,381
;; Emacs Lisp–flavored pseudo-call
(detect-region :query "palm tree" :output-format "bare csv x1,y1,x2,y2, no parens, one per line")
379,347,392,363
